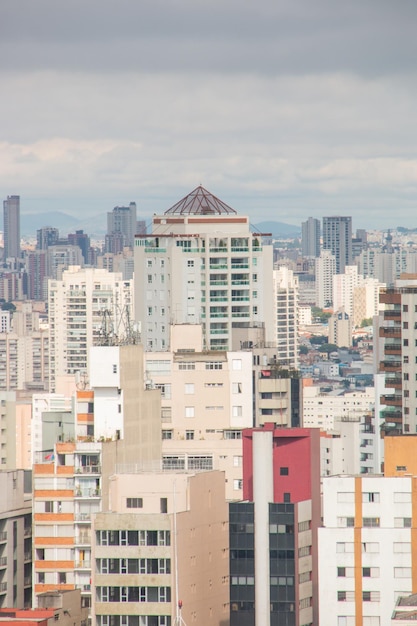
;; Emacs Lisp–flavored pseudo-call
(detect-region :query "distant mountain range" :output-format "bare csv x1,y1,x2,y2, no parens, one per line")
20,212,301,240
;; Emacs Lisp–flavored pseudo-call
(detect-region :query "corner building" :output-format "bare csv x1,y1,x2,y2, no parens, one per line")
134,186,274,352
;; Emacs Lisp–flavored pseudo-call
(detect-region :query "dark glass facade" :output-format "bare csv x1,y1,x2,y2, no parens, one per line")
229,502,295,626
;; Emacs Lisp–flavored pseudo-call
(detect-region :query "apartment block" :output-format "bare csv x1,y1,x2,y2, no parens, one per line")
48,266,133,392
33,442,102,612
322,216,352,274
0,469,32,609
229,426,320,626
134,185,274,352
92,470,229,626
273,267,299,368
302,386,376,431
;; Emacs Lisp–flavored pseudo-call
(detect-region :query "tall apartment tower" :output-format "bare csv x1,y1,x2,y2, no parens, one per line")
273,266,299,368
134,185,274,352
36,227,59,250
3,195,20,261
301,217,320,258
322,216,352,274
315,250,336,308
48,266,133,392
230,425,320,626
378,277,417,435
106,203,137,250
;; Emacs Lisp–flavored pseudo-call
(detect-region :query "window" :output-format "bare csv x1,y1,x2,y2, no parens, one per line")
186,430,194,440
232,382,242,394
394,518,412,528
338,591,355,602
179,362,195,370
206,361,223,370
404,321,409,329
283,493,291,503
394,567,412,578
234,479,243,490
58,573,66,584
362,492,380,503
160,498,168,514
147,306,153,316
112,364,117,374
232,359,242,370
363,567,379,577
394,542,411,553
233,456,242,467
338,492,355,503
362,542,379,553
336,543,354,553
404,339,409,346
45,501,54,513
337,567,354,577
232,406,243,417
363,517,380,527
403,305,408,312
394,492,411,503
363,591,380,602
185,407,195,418
126,498,143,509
185,383,195,395
338,517,355,527
187,260,194,268
280,467,289,475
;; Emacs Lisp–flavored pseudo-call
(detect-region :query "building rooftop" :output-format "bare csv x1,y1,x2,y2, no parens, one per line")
164,185,237,216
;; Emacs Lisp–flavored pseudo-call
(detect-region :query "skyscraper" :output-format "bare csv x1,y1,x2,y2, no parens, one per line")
3,195,20,261
322,216,352,274
301,217,320,257
106,202,137,251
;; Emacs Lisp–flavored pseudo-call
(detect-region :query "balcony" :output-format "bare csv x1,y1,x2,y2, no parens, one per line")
381,394,402,406
385,377,402,388
0,583,6,593
0,532,6,543
24,577,31,587
383,309,401,319
75,534,91,545
384,344,402,353
75,489,101,498
0,557,6,567
380,409,402,421
75,465,101,475
379,290,401,305
380,360,401,372
74,560,91,569
74,513,92,522
379,327,401,338
24,552,31,562
24,527,31,537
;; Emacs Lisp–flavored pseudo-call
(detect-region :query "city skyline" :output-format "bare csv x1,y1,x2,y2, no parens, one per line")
2,1,417,228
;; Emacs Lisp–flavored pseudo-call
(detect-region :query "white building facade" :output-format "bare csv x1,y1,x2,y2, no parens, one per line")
134,186,274,352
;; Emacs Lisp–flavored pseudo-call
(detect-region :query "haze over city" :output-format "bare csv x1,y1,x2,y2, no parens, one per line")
2,0,417,227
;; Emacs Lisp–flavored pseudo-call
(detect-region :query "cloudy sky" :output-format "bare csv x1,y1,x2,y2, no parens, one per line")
1,0,417,229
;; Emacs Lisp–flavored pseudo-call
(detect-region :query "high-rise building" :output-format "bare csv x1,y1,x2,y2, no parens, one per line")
273,266,299,368
36,227,59,251
378,277,417,434
322,216,352,274
106,203,137,251
301,217,320,258
68,230,91,264
26,250,47,300
229,425,320,626
3,195,20,262
48,266,133,392
134,185,274,352
0,469,32,609
315,249,336,308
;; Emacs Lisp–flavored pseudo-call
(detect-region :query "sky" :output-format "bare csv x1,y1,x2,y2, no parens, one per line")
2,0,417,229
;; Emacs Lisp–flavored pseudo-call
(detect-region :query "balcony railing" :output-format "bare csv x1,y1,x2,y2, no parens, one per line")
384,344,402,352
24,577,31,586
75,534,91,545
75,513,92,522
0,583,7,593
0,532,6,542
75,489,101,498
24,552,31,561
74,560,91,569
0,557,7,567
24,527,31,537
75,465,101,474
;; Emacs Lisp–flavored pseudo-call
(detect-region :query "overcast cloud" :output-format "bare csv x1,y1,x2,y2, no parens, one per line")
1,0,417,228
